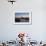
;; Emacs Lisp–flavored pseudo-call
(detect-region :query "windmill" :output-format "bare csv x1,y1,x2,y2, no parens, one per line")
8,0,16,4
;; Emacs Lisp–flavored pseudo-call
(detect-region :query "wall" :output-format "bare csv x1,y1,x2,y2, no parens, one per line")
0,0,46,41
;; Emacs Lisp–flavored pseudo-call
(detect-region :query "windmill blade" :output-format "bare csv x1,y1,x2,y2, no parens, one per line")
8,0,16,4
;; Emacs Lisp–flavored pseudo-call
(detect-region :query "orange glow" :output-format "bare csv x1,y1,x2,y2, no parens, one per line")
19,32,25,34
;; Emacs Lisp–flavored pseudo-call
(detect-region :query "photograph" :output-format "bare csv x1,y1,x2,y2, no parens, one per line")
14,11,32,25
15,12,29,22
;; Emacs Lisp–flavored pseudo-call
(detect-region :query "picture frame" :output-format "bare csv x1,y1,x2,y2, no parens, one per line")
13,10,32,25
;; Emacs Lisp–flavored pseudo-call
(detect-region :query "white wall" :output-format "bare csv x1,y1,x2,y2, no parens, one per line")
0,0,46,41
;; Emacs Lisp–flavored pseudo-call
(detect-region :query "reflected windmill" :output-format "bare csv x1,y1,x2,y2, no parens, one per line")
18,32,25,46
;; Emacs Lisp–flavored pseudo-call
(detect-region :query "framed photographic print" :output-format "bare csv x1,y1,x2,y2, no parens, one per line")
14,10,32,25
